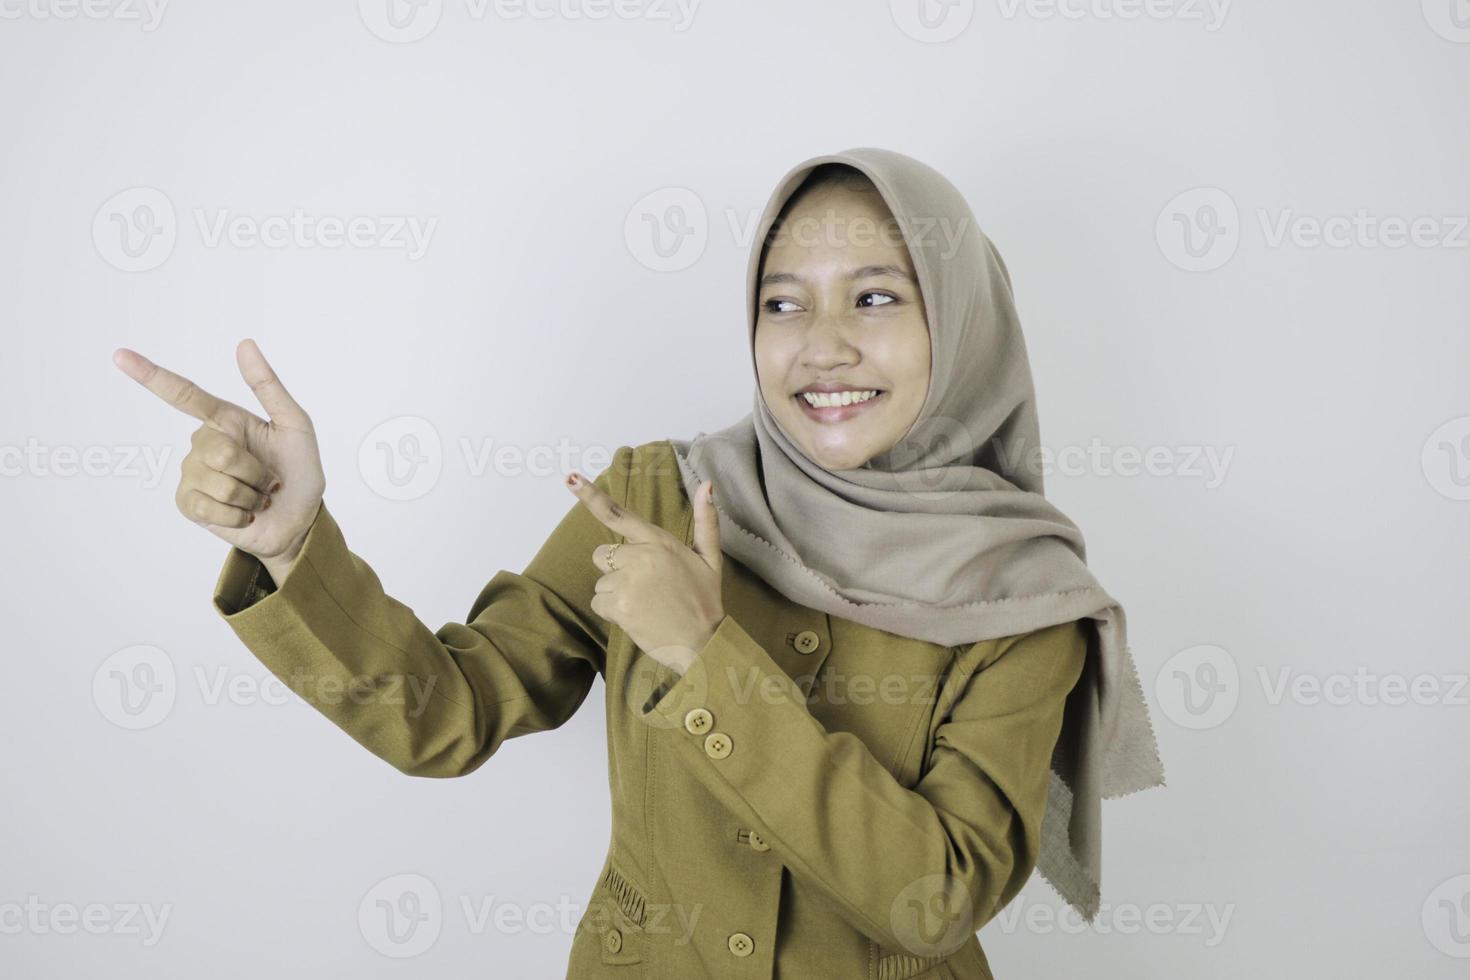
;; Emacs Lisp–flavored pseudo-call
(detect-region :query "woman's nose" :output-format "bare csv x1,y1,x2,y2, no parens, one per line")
803,312,862,362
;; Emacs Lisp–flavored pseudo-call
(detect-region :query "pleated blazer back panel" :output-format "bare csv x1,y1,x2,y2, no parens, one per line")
212,439,1088,980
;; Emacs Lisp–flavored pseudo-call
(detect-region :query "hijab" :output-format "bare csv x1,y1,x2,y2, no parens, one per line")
668,147,1167,924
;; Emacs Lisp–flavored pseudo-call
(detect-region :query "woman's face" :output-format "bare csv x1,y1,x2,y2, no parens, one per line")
754,180,932,471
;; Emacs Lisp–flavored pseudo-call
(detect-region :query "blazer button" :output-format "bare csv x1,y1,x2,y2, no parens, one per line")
684,707,713,735
727,931,754,957
703,731,732,759
604,927,623,954
748,831,770,852
793,629,820,654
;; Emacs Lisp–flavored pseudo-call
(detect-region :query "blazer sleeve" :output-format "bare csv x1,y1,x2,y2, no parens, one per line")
641,613,1087,954
209,450,629,778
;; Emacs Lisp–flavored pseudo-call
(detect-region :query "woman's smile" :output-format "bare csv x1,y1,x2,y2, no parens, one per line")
793,387,887,423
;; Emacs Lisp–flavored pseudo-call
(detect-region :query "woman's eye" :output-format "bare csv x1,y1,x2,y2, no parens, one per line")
764,298,801,314
857,291,897,308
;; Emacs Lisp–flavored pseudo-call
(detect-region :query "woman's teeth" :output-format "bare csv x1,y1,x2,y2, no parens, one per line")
800,389,879,408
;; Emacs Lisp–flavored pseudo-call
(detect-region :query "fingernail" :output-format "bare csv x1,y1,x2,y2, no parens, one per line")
566,473,580,488
249,513,256,524
262,495,272,510
269,479,282,494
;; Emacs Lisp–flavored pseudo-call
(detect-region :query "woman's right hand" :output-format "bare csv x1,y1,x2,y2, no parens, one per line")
113,338,327,565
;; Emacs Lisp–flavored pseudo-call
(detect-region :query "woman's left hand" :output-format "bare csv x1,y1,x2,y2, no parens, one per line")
566,472,724,674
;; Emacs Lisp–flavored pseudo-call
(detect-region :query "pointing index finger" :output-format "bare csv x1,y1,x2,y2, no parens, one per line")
113,347,238,426
566,472,659,543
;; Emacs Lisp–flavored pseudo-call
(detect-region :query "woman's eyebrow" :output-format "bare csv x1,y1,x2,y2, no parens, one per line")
758,264,913,288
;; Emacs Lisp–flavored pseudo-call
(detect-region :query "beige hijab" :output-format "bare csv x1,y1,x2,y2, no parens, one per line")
668,147,1166,923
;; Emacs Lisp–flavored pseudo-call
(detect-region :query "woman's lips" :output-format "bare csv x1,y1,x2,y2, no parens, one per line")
794,390,885,423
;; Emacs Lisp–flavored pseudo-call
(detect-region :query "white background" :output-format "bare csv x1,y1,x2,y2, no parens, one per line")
2,0,1467,976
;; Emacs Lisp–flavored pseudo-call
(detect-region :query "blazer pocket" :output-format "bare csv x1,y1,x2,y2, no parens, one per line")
576,858,649,969
583,890,644,968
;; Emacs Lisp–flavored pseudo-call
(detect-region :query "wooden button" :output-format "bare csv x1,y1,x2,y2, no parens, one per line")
703,731,732,759
684,707,713,735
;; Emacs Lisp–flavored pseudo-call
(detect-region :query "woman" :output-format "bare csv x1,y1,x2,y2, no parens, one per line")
113,147,1165,979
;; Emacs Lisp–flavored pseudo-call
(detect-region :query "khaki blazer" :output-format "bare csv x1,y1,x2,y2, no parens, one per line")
212,440,1087,980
